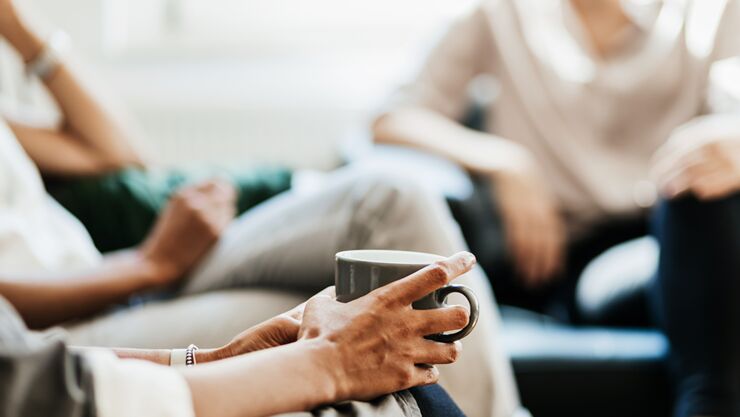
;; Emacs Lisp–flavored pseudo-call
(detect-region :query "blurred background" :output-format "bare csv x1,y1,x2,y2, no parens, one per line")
0,0,477,169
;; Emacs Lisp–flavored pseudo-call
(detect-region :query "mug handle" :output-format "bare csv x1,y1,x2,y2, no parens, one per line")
427,284,480,343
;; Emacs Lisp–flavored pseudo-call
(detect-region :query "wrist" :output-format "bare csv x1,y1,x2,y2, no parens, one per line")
194,348,220,364
297,338,344,405
136,250,181,287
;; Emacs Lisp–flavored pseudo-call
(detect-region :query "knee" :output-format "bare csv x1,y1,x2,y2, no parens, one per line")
653,193,740,263
353,171,441,216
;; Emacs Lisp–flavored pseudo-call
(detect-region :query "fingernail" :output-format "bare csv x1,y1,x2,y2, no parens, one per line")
463,252,476,266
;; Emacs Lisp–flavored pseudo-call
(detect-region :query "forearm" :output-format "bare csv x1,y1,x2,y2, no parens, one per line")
373,107,520,176
0,250,162,329
1,11,143,173
72,346,220,366
183,340,338,417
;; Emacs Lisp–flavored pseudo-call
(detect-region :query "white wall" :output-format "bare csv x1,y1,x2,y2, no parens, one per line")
18,0,475,169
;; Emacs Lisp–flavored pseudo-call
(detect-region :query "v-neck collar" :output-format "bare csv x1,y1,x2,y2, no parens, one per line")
561,0,646,61
511,0,683,86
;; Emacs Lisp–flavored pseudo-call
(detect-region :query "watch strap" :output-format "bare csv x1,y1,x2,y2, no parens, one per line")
170,348,187,367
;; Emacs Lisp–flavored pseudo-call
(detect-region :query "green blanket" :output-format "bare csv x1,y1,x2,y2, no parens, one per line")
46,166,292,253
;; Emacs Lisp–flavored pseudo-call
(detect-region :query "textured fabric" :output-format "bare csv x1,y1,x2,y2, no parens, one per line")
651,195,740,417
409,384,467,417
65,290,308,349
84,350,195,417
0,119,101,274
0,296,96,417
47,166,292,253
451,176,648,322
0,292,424,417
67,167,521,417
277,391,421,417
393,0,740,233
177,166,521,417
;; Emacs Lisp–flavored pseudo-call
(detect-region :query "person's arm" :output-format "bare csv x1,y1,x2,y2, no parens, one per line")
71,287,318,365
0,0,144,176
376,107,566,285
375,106,531,176
0,251,169,329
373,7,566,285
73,347,219,366
371,4,518,172
184,252,474,417
0,179,236,329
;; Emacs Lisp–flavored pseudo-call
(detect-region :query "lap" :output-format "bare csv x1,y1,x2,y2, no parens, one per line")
277,391,421,417
65,289,307,348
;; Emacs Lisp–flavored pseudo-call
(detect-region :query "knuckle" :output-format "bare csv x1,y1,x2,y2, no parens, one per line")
427,263,449,285
373,289,396,306
396,367,414,389
447,343,462,363
424,366,439,385
303,325,321,339
449,307,470,328
443,347,459,363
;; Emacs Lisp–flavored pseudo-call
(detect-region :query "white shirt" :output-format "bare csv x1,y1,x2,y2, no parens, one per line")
0,118,101,274
396,0,740,231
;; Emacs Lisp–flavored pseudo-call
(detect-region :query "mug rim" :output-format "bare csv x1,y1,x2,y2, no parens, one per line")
336,249,444,266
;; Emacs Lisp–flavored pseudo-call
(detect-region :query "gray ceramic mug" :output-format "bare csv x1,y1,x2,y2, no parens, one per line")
335,250,479,342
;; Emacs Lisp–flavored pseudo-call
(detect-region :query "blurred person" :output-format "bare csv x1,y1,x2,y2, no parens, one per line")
0,1,521,416
374,0,740,416
1,253,476,417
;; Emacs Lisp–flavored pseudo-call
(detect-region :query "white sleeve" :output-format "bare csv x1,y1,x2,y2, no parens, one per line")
715,0,740,60
83,350,196,417
387,6,495,120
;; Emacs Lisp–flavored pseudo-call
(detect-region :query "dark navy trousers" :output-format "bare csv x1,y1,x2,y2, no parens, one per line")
651,195,740,417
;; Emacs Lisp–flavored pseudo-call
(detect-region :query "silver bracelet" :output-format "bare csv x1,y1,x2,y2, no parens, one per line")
170,344,199,367
26,31,69,81
185,344,199,367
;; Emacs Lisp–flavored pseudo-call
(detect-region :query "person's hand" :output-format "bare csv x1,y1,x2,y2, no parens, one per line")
299,252,474,403
203,287,336,362
491,142,565,287
651,131,740,201
139,179,237,286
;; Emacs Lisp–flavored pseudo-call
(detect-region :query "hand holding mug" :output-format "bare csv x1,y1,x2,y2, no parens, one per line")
298,252,476,403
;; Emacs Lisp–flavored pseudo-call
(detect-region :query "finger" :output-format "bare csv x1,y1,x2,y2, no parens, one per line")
539,219,563,283
517,227,541,287
505,208,532,283
198,178,237,201
528,212,553,285
380,252,476,306
409,364,440,388
653,150,705,192
663,160,720,199
317,286,336,298
691,174,737,201
663,169,693,199
413,340,463,365
414,305,470,336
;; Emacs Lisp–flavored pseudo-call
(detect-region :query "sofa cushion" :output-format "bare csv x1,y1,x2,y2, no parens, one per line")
501,307,671,417
577,237,659,326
